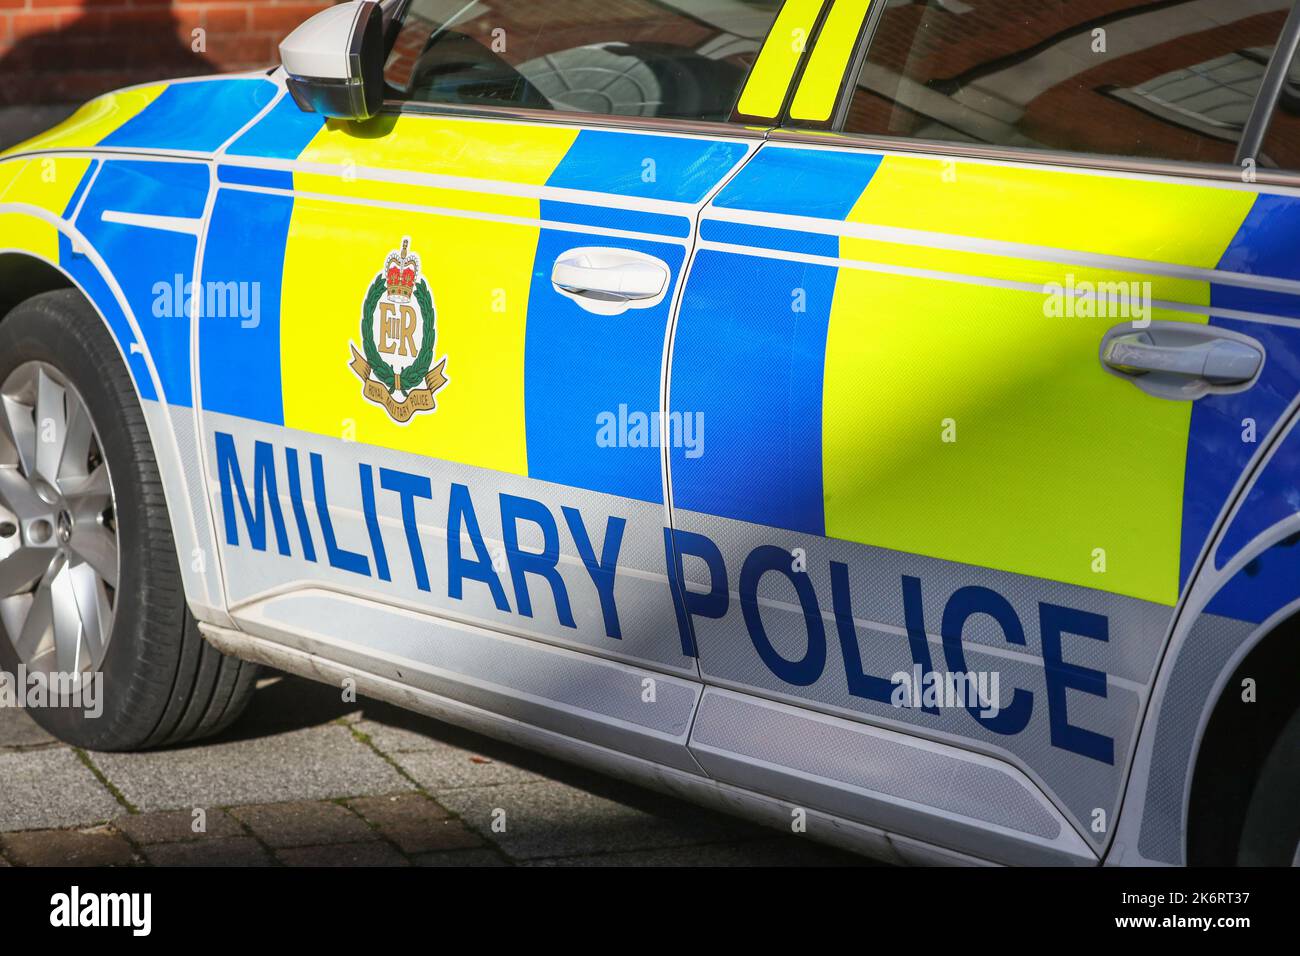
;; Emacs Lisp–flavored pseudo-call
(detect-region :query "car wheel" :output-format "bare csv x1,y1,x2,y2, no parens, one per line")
1237,702,1300,866
0,289,257,750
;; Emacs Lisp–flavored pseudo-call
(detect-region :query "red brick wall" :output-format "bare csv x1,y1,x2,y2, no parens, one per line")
844,0,1293,166
0,0,339,106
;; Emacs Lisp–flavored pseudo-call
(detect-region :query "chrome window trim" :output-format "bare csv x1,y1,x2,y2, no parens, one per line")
379,97,774,141
375,0,788,138
769,126,1300,188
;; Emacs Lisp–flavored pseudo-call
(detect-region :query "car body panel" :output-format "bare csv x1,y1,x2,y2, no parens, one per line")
667,136,1300,854
197,99,760,677
1112,401,1300,864
0,75,287,626
0,8,1297,861
3,84,168,156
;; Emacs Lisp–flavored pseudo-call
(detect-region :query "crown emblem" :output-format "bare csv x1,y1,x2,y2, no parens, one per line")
384,238,420,302
349,237,449,425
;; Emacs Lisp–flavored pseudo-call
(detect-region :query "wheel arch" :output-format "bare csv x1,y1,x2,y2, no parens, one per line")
1186,605,1300,864
0,251,75,323
0,241,163,411
0,232,233,628
1110,402,1300,865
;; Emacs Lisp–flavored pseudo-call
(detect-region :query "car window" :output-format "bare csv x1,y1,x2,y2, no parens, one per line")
838,0,1295,165
384,0,785,123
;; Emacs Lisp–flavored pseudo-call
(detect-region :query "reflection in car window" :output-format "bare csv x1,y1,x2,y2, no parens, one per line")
841,0,1294,164
1258,47,1300,168
385,0,783,122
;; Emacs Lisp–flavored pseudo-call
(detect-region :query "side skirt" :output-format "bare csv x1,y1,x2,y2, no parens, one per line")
199,612,1097,866
199,621,970,865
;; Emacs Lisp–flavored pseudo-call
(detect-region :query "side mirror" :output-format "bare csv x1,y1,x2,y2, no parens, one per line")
280,0,386,121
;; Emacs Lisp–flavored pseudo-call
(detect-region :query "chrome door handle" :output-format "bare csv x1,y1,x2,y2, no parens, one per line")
552,248,670,315
1100,322,1265,400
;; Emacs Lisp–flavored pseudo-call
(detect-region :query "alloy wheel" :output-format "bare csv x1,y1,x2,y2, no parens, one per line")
0,361,118,677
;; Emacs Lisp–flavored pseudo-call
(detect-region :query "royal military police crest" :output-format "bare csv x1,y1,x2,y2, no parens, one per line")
349,238,449,423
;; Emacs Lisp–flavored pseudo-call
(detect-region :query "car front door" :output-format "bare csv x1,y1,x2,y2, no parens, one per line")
196,1,799,695
667,0,1300,862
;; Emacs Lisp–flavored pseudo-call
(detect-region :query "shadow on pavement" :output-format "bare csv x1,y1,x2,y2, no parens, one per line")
203,671,876,866
212,669,693,807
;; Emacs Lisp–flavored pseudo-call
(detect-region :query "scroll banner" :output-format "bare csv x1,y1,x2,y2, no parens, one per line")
350,345,449,424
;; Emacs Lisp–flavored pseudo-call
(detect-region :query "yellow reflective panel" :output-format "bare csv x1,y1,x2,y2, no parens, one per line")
737,0,825,119
820,157,1254,605
0,211,60,263
291,172,542,222
281,201,537,475
852,154,1254,267
281,116,578,475
0,157,92,217
298,114,578,186
822,267,1197,605
834,235,1212,311
0,158,90,263
0,161,28,203
790,0,873,123
1,86,165,157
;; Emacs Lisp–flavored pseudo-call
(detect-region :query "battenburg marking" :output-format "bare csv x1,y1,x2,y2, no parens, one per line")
349,238,450,424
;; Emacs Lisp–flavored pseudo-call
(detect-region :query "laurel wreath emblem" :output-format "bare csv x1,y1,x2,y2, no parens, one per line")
360,274,437,393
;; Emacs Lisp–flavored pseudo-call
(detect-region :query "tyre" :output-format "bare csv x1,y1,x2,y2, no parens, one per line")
0,289,257,750
1238,703,1300,866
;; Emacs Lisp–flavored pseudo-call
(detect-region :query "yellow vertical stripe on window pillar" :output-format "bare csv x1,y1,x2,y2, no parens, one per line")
790,0,872,122
737,0,826,119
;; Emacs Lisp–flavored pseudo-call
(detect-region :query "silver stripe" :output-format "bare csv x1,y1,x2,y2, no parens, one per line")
220,180,693,246
769,129,1300,193
99,209,204,235
697,238,1300,329
706,205,1300,297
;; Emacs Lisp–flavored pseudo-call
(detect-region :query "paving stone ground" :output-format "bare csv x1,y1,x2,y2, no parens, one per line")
0,672,871,867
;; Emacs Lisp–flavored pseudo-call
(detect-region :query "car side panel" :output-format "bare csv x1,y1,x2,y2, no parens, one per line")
0,77,284,623
1115,404,1300,865
667,141,1300,855
199,94,757,679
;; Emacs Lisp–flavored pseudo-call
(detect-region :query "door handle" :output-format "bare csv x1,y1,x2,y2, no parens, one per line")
552,248,670,315
1099,322,1265,400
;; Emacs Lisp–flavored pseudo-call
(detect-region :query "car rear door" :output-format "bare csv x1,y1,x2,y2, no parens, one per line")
667,0,1300,863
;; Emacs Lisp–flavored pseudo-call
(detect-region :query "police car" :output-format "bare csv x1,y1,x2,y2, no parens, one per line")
2,0,1298,867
